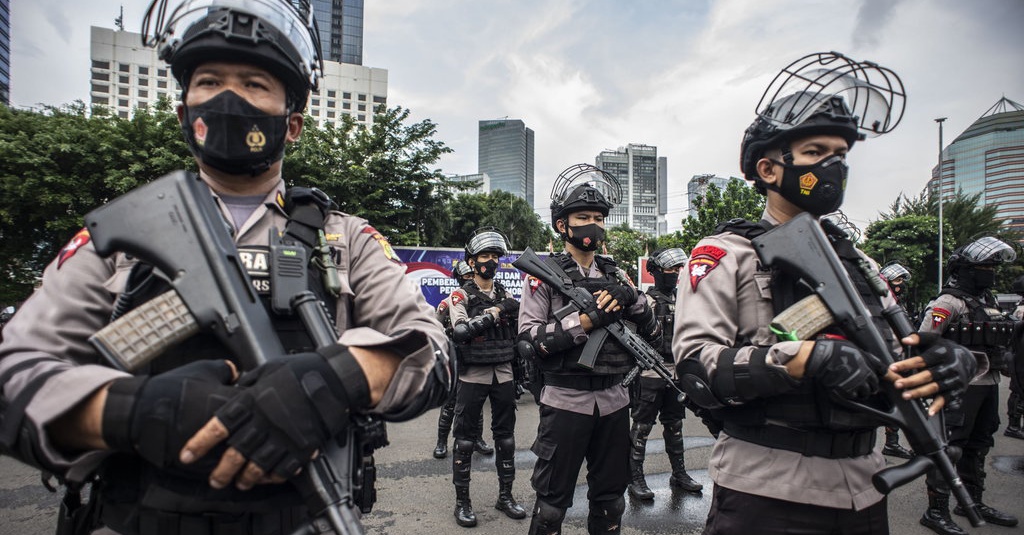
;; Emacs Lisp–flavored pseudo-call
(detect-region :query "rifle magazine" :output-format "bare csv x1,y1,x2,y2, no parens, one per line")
89,290,199,372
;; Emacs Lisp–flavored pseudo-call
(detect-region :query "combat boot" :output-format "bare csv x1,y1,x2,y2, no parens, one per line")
1004,398,1024,439
434,401,455,459
627,421,655,500
665,421,703,493
473,437,494,455
954,487,1019,527
920,490,967,535
453,439,477,527
433,431,449,459
881,427,914,459
494,437,526,519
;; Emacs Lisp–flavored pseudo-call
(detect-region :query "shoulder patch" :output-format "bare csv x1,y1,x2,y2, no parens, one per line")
361,226,402,265
931,307,951,329
58,228,91,269
688,245,727,292
275,191,286,210
528,276,542,294
450,290,466,307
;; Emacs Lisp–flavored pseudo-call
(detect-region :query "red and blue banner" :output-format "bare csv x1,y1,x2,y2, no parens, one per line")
393,247,537,309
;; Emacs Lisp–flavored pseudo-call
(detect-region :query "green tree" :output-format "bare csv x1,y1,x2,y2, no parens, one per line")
286,106,457,245
861,215,943,314
606,224,653,282
444,191,552,251
0,100,192,303
678,180,765,252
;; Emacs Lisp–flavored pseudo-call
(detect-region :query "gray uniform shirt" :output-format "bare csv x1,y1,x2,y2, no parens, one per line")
0,181,447,477
673,214,887,511
449,286,513,385
919,292,998,386
517,255,648,416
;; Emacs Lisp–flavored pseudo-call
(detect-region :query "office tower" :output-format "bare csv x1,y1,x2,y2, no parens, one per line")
311,0,363,65
595,144,661,235
478,119,535,207
449,173,491,195
686,174,739,218
928,97,1024,237
89,26,386,127
0,0,9,106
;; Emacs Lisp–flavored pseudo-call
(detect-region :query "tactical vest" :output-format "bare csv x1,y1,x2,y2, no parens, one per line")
645,287,675,362
712,219,889,448
458,281,517,366
96,195,339,533
939,286,1014,370
538,253,634,376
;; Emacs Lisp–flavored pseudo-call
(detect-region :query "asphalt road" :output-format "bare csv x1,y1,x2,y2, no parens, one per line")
2,382,1023,535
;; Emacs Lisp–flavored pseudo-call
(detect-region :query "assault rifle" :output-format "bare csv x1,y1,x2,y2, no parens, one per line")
84,170,374,535
750,213,984,527
513,248,684,399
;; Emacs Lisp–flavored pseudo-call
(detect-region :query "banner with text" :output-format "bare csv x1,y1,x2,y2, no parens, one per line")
393,247,541,309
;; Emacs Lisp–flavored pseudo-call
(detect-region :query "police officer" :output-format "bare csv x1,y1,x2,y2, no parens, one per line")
0,1,448,533
433,260,493,459
518,164,662,535
918,237,1019,535
449,228,525,527
878,262,915,459
1006,276,1024,440
674,51,977,535
627,248,702,501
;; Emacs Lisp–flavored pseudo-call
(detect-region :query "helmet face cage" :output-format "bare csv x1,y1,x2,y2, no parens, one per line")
465,228,510,259
820,211,862,242
550,164,622,225
453,260,473,280
954,236,1017,265
648,248,688,273
143,0,323,95
880,263,911,283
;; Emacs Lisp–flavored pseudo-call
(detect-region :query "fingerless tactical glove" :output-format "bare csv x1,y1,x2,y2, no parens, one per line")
805,339,886,400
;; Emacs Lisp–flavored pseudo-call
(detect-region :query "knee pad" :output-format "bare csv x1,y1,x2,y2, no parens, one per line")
534,499,566,526
590,496,625,519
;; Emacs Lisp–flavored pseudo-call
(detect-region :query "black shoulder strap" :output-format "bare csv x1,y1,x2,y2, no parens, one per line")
715,218,773,240
594,255,619,276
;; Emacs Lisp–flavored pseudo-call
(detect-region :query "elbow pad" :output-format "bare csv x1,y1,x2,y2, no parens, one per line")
711,347,798,403
519,323,575,357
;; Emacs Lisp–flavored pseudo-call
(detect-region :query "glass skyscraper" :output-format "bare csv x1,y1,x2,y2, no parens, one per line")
478,119,535,207
595,144,662,236
0,0,9,106
312,0,363,65
929,97,1024,237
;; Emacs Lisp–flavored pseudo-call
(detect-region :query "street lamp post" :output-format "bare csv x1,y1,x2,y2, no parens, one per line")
936,117,947,293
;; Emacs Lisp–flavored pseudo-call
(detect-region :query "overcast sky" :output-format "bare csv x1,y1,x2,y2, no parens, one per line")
10,0,1024,233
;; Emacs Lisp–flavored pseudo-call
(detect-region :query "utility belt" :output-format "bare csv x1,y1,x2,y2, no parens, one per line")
723,422,876,459
100,501,308,535
943,320,1014,349
542,373,624,391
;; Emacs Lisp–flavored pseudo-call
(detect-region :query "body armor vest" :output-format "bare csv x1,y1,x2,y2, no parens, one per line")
459,281,516,366
538,253,633,376
645,287,675,362
939,287,1014,371
714,219,888,438
97,196,337,529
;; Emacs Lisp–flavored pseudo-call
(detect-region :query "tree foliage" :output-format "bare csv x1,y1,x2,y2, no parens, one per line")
678,180,765,253
444,191,553,251
0,100,193,303
606,224,654,282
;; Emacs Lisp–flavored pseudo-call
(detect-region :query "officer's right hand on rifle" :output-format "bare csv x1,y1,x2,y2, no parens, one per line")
580,284,636,331
890,333,977,414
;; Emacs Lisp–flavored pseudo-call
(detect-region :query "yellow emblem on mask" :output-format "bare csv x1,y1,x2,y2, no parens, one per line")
799,172,818,195
247,125,267,153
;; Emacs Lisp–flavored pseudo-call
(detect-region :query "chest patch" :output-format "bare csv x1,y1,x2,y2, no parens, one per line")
238,246,272,294
688,245,727,292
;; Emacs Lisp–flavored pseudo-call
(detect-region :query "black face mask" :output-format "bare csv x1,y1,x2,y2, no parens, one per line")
182,90,290,177
956,266,996,294
565,223,605,252
653,270,679,293
767,155,848,216
474,259,499,280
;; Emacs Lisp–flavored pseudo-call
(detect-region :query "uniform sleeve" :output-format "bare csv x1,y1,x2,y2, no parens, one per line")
0,237,128,473
673,234,800,381
517,276,586,356
918,294,966,335
449,289,470,326
333,218,449,416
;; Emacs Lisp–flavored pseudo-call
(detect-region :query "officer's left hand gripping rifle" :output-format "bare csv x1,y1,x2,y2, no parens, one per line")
83,171,379,535
749,212,985,528
513,248,684,400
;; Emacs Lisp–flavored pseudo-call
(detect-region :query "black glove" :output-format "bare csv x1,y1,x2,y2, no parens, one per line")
805,339,886,400
215,345,370,479
496,297,520,316
583,300,623,329
916,333,977,410
604,284,637,309
102,359,237,473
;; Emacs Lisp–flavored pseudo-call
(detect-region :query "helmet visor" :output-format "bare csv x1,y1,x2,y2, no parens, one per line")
880,263,911,282
466,231,509,257
959,236,1017,264
551,164,622,207
652,248,688,270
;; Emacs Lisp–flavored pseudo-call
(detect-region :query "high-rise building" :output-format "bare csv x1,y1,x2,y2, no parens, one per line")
0,0,9,106
88,26,386,126
478,119,535,207
449,173,491,195
928,97,1024,237
311,0,363,65
595,144,662,236
686,174,743,218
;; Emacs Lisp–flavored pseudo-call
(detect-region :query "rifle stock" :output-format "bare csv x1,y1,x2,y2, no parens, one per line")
84,171,368,535
751,213,983,527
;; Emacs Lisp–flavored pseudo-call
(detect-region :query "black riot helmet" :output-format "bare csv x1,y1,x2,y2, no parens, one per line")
880,262,912,284
948,236,1017,271
647,248,688,291
740,52,906,193
465,227,510,260
142,0,324,113
452,260,474,282
549,164,621,230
